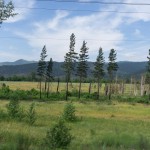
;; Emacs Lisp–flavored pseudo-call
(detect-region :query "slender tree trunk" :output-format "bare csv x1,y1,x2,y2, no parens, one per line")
89,82,92,94
66,77,69,101
39,80,42,99
105,83,108,96
97,78,100,100
109,77,112,100
47,81,50,98
45,80,47,93
78,77,82,99
109,75,113,100
57,78,60,93
109,83,111,100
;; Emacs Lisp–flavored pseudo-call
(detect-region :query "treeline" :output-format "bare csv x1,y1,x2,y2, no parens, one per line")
35,33,150,101
0,73,37,81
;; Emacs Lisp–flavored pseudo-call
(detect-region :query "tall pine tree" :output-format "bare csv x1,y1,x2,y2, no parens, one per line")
46,58,53,98
63,33,78,100
77,41,89,99
93,47,105,100
37,45,47,99
107,49,118,100
69,33,78,75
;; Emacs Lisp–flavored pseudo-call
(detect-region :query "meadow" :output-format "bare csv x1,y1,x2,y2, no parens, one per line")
0,81,150,149
0,81,98,92
0,100,150,150
0,81,145,95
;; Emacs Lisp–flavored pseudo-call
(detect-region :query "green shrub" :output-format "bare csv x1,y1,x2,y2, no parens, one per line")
63,103,76,122
45,120,72,149
0,84,12,99
6,97,25,120
1,84,10,93
26,103,36,125
6,98,20,118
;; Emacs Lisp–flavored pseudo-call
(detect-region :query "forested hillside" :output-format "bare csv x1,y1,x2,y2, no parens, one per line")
0,60,147,78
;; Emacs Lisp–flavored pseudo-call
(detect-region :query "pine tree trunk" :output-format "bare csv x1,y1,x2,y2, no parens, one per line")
66,77,69,101
45,80,47,93
109,83,111,100
89,82,92,94
78,77,82,99
39,80,42,99
57,78,60,93
97,78,100,100
108,75,113,100
47,81,50,98
105,83,108,96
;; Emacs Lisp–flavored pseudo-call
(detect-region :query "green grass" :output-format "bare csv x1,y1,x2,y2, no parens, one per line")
0,100,150,149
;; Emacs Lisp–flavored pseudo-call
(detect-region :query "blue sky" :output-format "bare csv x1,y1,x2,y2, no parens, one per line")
0,0,150,62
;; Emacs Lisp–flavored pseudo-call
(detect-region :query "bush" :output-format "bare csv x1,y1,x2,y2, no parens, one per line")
6,98,20,119
6,97,25,120
63,103,76,122
26,103,36,125
1,84,10,93
45,120,72,149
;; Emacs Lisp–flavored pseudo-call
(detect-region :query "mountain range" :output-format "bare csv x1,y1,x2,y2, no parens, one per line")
0,59,36,66
0,59,148,78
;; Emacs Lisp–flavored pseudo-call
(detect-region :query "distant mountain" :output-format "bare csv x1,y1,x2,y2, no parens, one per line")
0,61,148,78
0,59,36,66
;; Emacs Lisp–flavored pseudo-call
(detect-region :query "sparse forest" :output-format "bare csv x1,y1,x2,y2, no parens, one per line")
0,33,150,149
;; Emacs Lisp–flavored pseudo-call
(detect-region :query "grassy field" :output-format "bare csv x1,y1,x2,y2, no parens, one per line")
0,81,101,92
0,81,105,93
0,81,147,96
0,100,150,150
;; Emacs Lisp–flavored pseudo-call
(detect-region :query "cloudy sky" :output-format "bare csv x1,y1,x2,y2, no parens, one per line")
0,0,150,62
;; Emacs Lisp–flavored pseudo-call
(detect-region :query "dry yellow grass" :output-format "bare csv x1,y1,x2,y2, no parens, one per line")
0,81,105,93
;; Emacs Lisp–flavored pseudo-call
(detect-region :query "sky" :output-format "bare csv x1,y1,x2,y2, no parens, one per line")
0,0,150,62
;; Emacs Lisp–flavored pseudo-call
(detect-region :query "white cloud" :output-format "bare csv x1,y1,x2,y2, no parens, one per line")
15,10,124,61
110,0,150,23
6,0,35,23
12,0,150,61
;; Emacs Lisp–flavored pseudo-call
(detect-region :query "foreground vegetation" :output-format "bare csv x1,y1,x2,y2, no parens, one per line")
0,81,149,104
0,100,150,150
0,81,149,149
